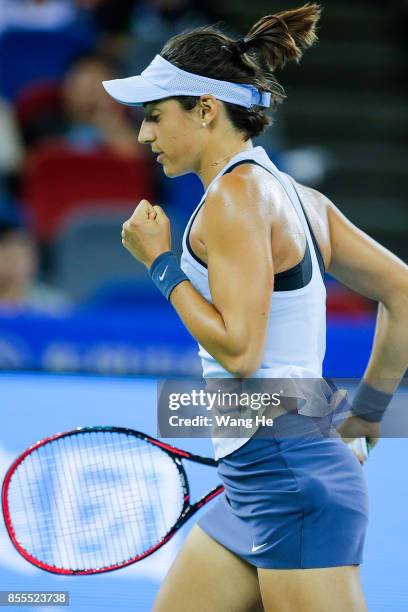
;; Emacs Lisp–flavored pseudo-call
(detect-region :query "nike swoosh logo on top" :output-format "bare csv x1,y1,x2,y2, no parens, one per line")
159,266,168,282
252,542,268,553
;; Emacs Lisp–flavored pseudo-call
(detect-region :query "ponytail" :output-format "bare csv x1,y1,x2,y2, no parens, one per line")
161,4,322,139
241,4,322,71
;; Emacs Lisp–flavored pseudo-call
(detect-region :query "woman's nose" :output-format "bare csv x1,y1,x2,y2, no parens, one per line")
138,120,154,145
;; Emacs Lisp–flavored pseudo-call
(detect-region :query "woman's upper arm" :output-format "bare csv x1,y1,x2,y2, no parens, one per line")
202,173,274,374
327,198,408,308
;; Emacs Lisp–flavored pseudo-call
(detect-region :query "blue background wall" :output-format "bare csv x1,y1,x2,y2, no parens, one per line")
0,310,376,377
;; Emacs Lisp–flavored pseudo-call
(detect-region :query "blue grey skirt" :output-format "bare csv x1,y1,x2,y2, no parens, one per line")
198,412,369,569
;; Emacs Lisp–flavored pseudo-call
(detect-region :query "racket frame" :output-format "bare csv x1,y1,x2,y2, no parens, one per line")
2,426,224,575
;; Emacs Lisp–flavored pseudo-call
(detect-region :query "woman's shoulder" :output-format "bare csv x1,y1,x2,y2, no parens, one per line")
205,161,283,217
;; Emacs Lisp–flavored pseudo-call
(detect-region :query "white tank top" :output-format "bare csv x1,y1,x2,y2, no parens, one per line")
180,146,327,459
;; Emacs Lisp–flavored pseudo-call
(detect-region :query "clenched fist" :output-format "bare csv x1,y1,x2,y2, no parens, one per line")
121,199,171,268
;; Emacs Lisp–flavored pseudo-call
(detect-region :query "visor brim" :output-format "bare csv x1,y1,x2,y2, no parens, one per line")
102,76,171,106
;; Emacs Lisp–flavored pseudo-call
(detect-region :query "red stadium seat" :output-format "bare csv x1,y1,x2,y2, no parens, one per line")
16,81,63,126
15,80,64,145
22,143,156,241
326,282,376,316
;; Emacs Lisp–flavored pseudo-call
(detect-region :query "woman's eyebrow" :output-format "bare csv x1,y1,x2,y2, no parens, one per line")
143,104,160,119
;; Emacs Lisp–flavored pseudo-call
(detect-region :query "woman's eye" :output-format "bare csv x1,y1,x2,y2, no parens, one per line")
151,115,160,123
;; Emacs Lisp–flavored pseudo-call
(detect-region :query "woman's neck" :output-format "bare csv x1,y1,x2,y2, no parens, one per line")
197,140,254,189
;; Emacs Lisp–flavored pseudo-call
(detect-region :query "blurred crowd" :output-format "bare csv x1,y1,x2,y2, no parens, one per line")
0,0,384,316
0,0,202,311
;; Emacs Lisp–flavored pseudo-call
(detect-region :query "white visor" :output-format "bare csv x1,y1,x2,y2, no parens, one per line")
102,54,271,109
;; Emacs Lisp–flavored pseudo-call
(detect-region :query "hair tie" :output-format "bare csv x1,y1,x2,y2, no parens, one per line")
236,38,250,54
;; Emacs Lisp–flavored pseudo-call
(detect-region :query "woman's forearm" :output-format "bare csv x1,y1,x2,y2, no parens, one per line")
363,297,408,393
169,281,248,376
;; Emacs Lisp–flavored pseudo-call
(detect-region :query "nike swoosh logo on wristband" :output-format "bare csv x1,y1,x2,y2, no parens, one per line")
159,266,168,282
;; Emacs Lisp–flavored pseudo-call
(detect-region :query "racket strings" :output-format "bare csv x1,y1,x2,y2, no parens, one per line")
6,431,185,571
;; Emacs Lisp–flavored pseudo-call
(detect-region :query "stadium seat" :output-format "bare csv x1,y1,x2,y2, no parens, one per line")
51,212,153,301
0,26,94,101
22,143,156,241
15,80,64,145
51,210,186,302
83,279,162,309
325,275,376,316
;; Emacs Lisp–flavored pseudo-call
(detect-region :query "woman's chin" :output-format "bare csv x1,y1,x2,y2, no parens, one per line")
162,165,175,177
163,164,190,178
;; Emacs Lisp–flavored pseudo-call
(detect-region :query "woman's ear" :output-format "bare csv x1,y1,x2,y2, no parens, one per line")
197,94,218,126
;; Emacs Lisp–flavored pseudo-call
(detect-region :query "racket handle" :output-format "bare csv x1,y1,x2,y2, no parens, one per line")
347,437,369,462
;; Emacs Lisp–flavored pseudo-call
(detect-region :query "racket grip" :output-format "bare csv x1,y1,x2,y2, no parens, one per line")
347,437,369,461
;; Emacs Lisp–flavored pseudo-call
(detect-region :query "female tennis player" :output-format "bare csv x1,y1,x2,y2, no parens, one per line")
103,4,408,610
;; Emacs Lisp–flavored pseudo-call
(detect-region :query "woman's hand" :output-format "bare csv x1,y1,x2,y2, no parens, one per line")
337,415,380,464
122,200,171,268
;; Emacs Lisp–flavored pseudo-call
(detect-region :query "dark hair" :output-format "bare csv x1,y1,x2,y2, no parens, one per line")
160,3,322,139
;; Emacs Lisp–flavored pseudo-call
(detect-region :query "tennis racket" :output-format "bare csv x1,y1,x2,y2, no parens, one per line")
2,427,223,575
2,426,370,575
